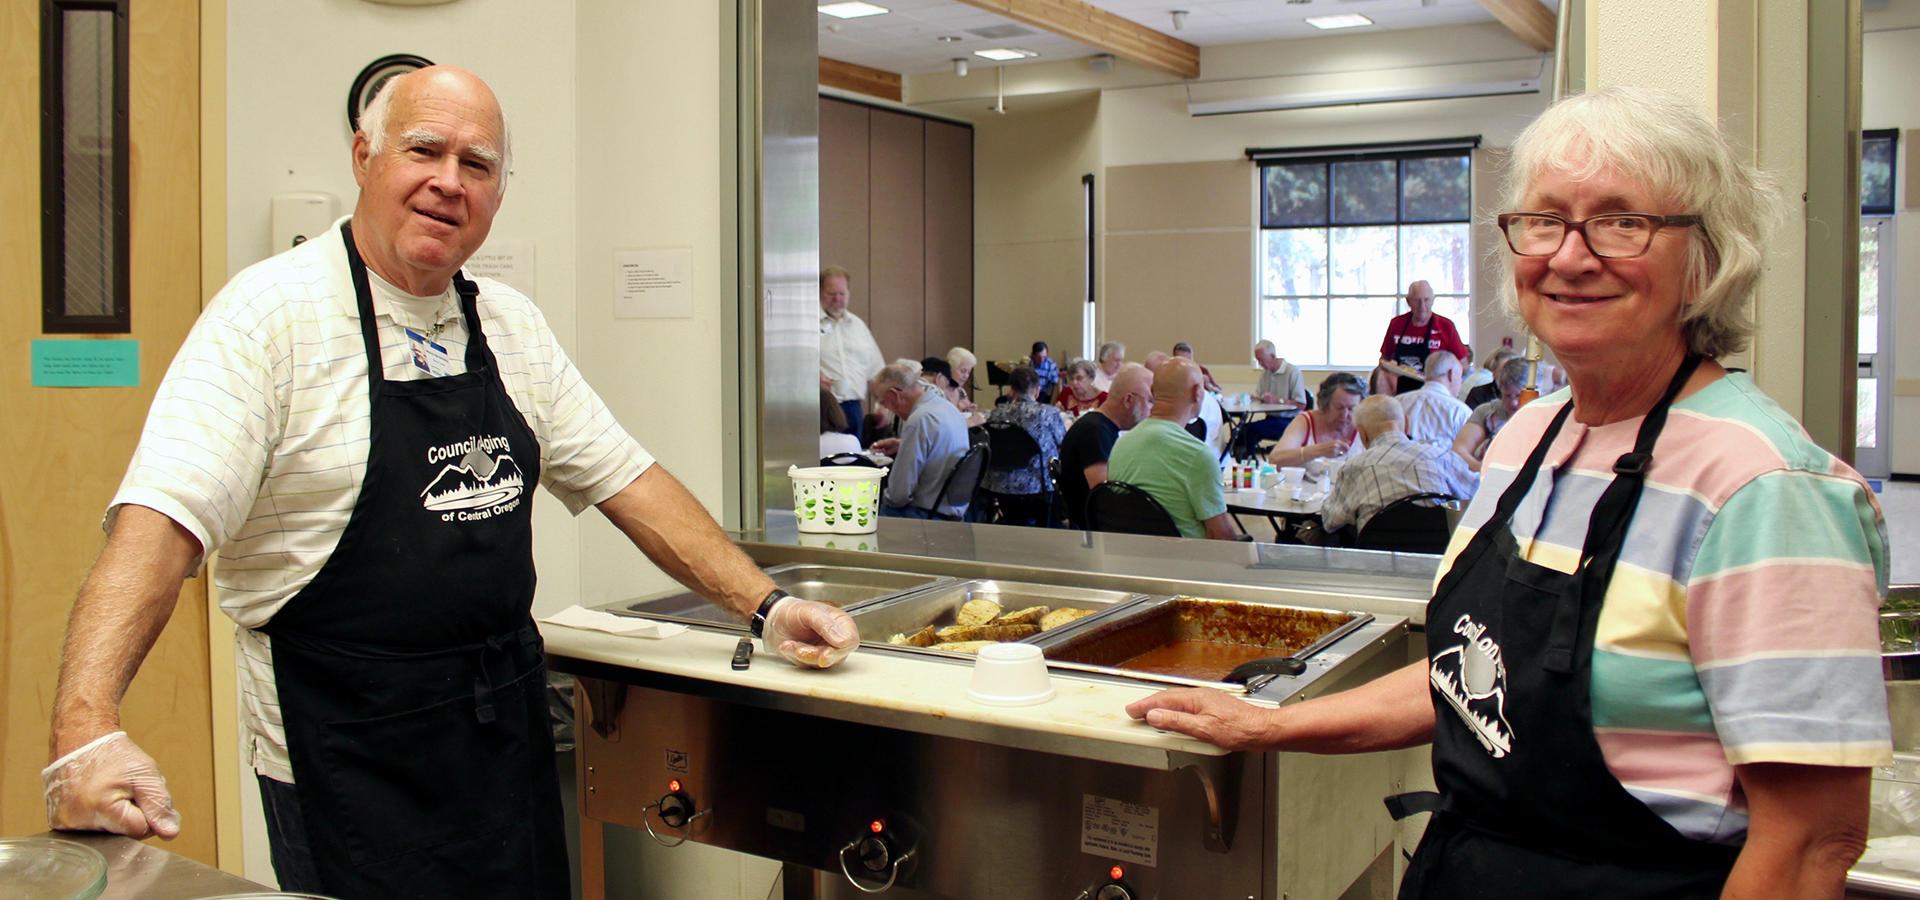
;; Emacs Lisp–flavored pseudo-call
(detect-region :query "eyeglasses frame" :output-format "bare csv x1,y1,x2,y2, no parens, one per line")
1496,212,1703,259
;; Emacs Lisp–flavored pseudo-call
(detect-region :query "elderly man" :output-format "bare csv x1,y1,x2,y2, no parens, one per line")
1171,341,1222,393
1108,358,1236,540
40,67,856,900
820,265,886,442
1240,339,1308,449
870,362,971,519
1027,341,1060,402
1309,395,1477,540
1397,350,1472,448
1091,340,1126,392
1378,280,1470,394
1058,364,1153,529
1144,351,1224,454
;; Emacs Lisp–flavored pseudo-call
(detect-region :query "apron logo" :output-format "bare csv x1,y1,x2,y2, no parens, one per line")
422,435,524,521
1431,613,1515,758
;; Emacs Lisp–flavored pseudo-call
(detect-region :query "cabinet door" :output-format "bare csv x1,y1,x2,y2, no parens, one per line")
818,98,871,322
867,109,925,361
923,119,973,365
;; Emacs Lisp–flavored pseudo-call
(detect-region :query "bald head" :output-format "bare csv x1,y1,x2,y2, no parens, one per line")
1142,351,1171,372
1148,356,1205,424
350,65,510,296
1353,395,1405,442
1100,363,1155,429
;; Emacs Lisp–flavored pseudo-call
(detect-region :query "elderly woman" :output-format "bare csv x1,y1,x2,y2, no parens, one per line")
1130,86,1889,899
980,365,1067,527
1264,372,1365,467
1054,359,1106,416
942,347,979,413
1091,341,1126,392
1450,357,1529,471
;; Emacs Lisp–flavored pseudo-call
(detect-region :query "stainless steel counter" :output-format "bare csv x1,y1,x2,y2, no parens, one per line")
733,517,1441,627
27,832,268,899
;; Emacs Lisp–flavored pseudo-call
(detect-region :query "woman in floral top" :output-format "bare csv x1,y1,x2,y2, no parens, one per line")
984,365,1068,525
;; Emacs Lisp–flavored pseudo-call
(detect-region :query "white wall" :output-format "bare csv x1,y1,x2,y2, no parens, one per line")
1864,22,1920,473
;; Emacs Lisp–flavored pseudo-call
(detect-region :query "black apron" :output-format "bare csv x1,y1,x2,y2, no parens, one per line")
262,223,566,900
1391,316,1438,394
1395,353,1742,900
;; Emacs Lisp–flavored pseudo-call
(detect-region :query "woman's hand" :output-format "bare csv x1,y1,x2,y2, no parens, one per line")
1304,438,1348,461
1126,689,1283,751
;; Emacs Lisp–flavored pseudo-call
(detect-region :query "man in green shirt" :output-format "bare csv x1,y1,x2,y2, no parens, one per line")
1107,357,1237,540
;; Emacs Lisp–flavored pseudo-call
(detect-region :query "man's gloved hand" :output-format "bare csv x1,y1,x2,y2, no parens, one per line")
44,731,181,840
760,597,859,668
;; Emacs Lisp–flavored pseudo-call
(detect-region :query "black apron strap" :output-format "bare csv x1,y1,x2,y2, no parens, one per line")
1385,791,1443,821
1541,354,1702,674
1432,401,1576,600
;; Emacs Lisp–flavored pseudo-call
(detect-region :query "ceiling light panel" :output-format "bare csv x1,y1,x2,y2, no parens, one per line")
818,1,890,19
973,47,1038,60
1305,13,1373,28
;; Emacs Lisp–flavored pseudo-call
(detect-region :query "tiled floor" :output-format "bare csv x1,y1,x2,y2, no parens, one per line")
1882,481,1920,587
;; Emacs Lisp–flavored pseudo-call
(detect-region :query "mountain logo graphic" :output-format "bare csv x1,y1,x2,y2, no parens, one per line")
1430,640,1515,758
421,446,525,512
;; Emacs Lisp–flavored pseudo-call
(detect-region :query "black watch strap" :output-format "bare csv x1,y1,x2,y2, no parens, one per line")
750,589,792,638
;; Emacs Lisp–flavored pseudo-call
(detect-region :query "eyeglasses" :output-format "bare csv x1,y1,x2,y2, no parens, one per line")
1496,212,1702,259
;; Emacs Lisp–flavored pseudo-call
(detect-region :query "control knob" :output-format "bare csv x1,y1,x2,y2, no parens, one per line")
1094,885,1133,900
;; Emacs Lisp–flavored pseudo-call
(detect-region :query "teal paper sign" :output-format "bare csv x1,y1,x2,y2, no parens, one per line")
32,339,140,387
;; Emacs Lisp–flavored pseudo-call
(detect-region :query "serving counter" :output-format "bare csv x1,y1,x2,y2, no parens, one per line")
545,519,1437,900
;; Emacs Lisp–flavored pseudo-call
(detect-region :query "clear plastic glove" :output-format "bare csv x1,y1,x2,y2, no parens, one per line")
43,731,180,839
760,597,859,669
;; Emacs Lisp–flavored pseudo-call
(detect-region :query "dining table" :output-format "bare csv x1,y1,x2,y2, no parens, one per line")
1225,486,1324,542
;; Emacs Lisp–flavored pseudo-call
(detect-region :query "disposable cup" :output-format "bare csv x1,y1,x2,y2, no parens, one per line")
1279,466,1306,487
966,643,1055,707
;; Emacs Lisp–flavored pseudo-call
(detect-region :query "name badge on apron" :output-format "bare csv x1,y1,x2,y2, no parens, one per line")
407,328,454,377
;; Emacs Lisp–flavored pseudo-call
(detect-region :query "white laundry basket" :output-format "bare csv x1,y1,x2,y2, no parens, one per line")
789,464,888,534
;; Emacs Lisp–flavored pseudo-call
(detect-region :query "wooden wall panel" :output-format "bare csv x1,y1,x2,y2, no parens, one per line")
866,109,926,361
819,98,871,322
922,119,973,363
1,0,214,863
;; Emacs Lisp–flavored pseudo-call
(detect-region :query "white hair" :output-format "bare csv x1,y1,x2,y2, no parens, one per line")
1498,84,1780,359
945,346,976,372
873,361,921,392
1354,395,1404,435
1097,341,1126,363
359,70,514,191
1424,350,1462,380
1253,339,1276,356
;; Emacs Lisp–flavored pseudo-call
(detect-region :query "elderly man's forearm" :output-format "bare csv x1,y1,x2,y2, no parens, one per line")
51,506,200,757
597,466,775,619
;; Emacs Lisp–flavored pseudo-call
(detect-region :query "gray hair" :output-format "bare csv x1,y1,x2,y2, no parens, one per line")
1253,339,1276,356
1065,358,1097,380
1353,395,1404,435
1483,346,1520,373
1424,350,1463,380
1316,371,1366,410
821,265,850,286
1498,84,1780,359
1097,341,1126,363
359,70,514,191
1496,357,1529,391
872,362,921,393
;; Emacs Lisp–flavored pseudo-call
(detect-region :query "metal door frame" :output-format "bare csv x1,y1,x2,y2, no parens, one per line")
1857,215,1895,479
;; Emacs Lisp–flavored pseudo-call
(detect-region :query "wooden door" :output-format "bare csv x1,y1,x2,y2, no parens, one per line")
867,108,925,361
922,118,973,363
1,0,214,864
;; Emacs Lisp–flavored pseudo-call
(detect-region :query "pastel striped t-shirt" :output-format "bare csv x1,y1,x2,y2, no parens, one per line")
1435,372,1892,845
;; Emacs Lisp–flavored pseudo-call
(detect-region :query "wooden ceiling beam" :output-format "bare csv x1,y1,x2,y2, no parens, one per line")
1475,0,1557,53
820,57,904,102
953,0,1200,79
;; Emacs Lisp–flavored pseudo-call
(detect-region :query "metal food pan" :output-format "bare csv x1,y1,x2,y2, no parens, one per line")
621,564,952,626
851,579,1150,653
1031,596,1373,683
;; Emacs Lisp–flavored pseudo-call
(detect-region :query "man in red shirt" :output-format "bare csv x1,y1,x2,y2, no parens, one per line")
1378,280,1469,394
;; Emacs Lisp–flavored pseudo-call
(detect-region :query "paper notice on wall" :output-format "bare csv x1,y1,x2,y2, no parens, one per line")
466,239,536,299
613,248,693,319
1080,794,1158,867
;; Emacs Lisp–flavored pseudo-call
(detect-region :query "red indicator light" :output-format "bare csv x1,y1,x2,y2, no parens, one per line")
668,779,682,793
1110,866,1124,881
870,820,885,833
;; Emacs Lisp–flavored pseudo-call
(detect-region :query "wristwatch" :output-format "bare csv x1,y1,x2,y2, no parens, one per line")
749,589,793,638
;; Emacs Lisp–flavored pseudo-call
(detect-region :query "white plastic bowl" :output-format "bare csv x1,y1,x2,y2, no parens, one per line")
967,642,1055,707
